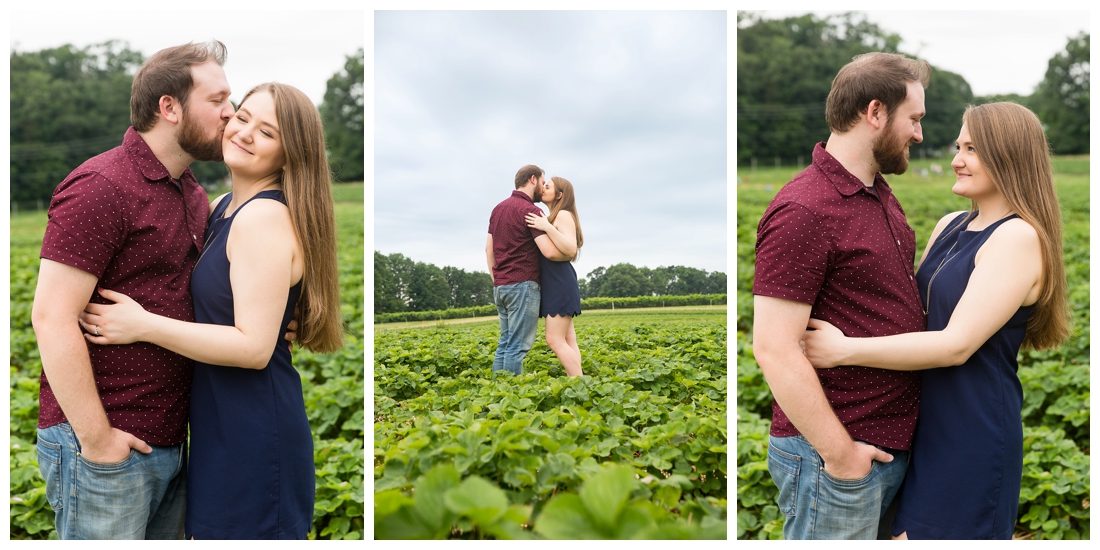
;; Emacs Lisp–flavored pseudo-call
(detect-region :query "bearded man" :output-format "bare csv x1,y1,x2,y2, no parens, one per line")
31,41,233,539
751,52,931,540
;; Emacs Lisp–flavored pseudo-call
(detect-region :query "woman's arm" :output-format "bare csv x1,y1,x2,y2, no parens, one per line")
526,211,576,260
803,218,1043,371
82,200,299,369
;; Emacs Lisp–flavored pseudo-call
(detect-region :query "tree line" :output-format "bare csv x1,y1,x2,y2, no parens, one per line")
10,41,364,209
737,12,1089,164
374,251,727,314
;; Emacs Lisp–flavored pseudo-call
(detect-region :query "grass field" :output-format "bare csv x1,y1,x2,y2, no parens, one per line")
735,157,1091,540
374,307,728,538
375,305,728,331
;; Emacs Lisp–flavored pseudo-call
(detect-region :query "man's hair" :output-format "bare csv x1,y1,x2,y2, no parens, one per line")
514,164,543,189
130,40,228,132
825,52,931,134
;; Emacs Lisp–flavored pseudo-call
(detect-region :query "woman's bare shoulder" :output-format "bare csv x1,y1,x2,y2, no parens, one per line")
554,209,575,226
210,192,230,214
228,196,294,245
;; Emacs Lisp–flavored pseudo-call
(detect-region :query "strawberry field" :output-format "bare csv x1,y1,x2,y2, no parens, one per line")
736,158,1090,540
9,185,365,540
374,309,729,539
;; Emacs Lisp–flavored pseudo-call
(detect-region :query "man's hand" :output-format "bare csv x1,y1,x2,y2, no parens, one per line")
78,426,152,464
821,440,894,480
283,308,299,351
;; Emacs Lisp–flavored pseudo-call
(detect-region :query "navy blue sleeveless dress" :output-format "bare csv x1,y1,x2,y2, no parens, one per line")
539,251,581,317
186,190,314,539
894,212,1031,539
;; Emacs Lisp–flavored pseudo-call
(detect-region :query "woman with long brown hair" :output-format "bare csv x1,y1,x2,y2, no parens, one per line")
79,82,343,538
801,102,1069,539
526,176,584,376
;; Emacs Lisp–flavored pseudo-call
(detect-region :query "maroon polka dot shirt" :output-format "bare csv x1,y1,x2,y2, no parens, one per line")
488,190,546,287
753,143,925,450
38,127,210,446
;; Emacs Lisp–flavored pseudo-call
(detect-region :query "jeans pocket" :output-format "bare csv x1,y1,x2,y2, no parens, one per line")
821,459,877,487
767,440,801,516
78,449,138,471
36,433,64,511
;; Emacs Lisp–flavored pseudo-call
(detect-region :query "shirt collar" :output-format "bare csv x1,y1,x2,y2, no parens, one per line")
123,127,198,188
811,142,893,199
510,189,536,203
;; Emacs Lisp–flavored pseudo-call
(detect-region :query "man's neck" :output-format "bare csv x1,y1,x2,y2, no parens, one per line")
517,186,536,201
825,133,879,187
138,128,195,180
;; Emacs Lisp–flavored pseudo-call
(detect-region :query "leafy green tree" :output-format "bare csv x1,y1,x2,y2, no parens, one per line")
320,48,364,182
442,266,493,309
920,66,973,151
737,12,904,165
374,252,494,313
10,41,141,206
582,263,726,298
581,267,606,298
374,252,405,314
594,264,654,298
706,270,728,295
1031,33,1089,154
409,262,451,312
374,252,415,313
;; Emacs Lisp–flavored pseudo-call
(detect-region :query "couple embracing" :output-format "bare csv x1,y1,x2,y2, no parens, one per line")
486,165,584,377
32,40,343,539
753,52,1069,539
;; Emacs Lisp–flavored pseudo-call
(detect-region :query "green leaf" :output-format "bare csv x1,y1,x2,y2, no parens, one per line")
413,463,461,535
579,464,637,530
443,476,509,525
533,494,605,539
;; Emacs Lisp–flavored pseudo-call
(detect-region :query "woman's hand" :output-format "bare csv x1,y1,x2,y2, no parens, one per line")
525,212,553,232
79,288,152,345
801,318,850,369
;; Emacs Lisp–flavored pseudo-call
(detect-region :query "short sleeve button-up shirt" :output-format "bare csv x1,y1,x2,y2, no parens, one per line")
38,127,210,446
753,143,925,450
488,190,546,287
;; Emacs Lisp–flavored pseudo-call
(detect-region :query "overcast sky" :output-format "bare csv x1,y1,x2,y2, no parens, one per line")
748,10,1090,97
375,11,727,278
8,10,364,105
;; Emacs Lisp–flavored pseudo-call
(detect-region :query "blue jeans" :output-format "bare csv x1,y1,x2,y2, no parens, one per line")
36,422,187,539
492,280,541,375
768,434,908,540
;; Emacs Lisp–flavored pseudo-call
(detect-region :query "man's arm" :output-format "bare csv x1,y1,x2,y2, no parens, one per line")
485,233,496,284
752,295,892,479
31,259,151,463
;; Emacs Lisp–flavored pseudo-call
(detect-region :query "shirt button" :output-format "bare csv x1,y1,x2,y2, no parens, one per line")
193,234,197,240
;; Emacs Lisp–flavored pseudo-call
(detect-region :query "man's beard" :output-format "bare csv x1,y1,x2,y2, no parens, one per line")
178,108,224,162
872,120,911,175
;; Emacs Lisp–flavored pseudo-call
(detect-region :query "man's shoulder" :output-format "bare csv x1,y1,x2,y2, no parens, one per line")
62,144,132,187
492,193,538,214
766,165,832,208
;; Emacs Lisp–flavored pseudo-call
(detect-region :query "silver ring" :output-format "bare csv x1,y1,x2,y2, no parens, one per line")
94,325,100,336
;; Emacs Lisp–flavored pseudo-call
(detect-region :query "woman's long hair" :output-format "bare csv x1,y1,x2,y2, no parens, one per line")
238,83,344,352
963,102,1069,350
546,176,584,260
